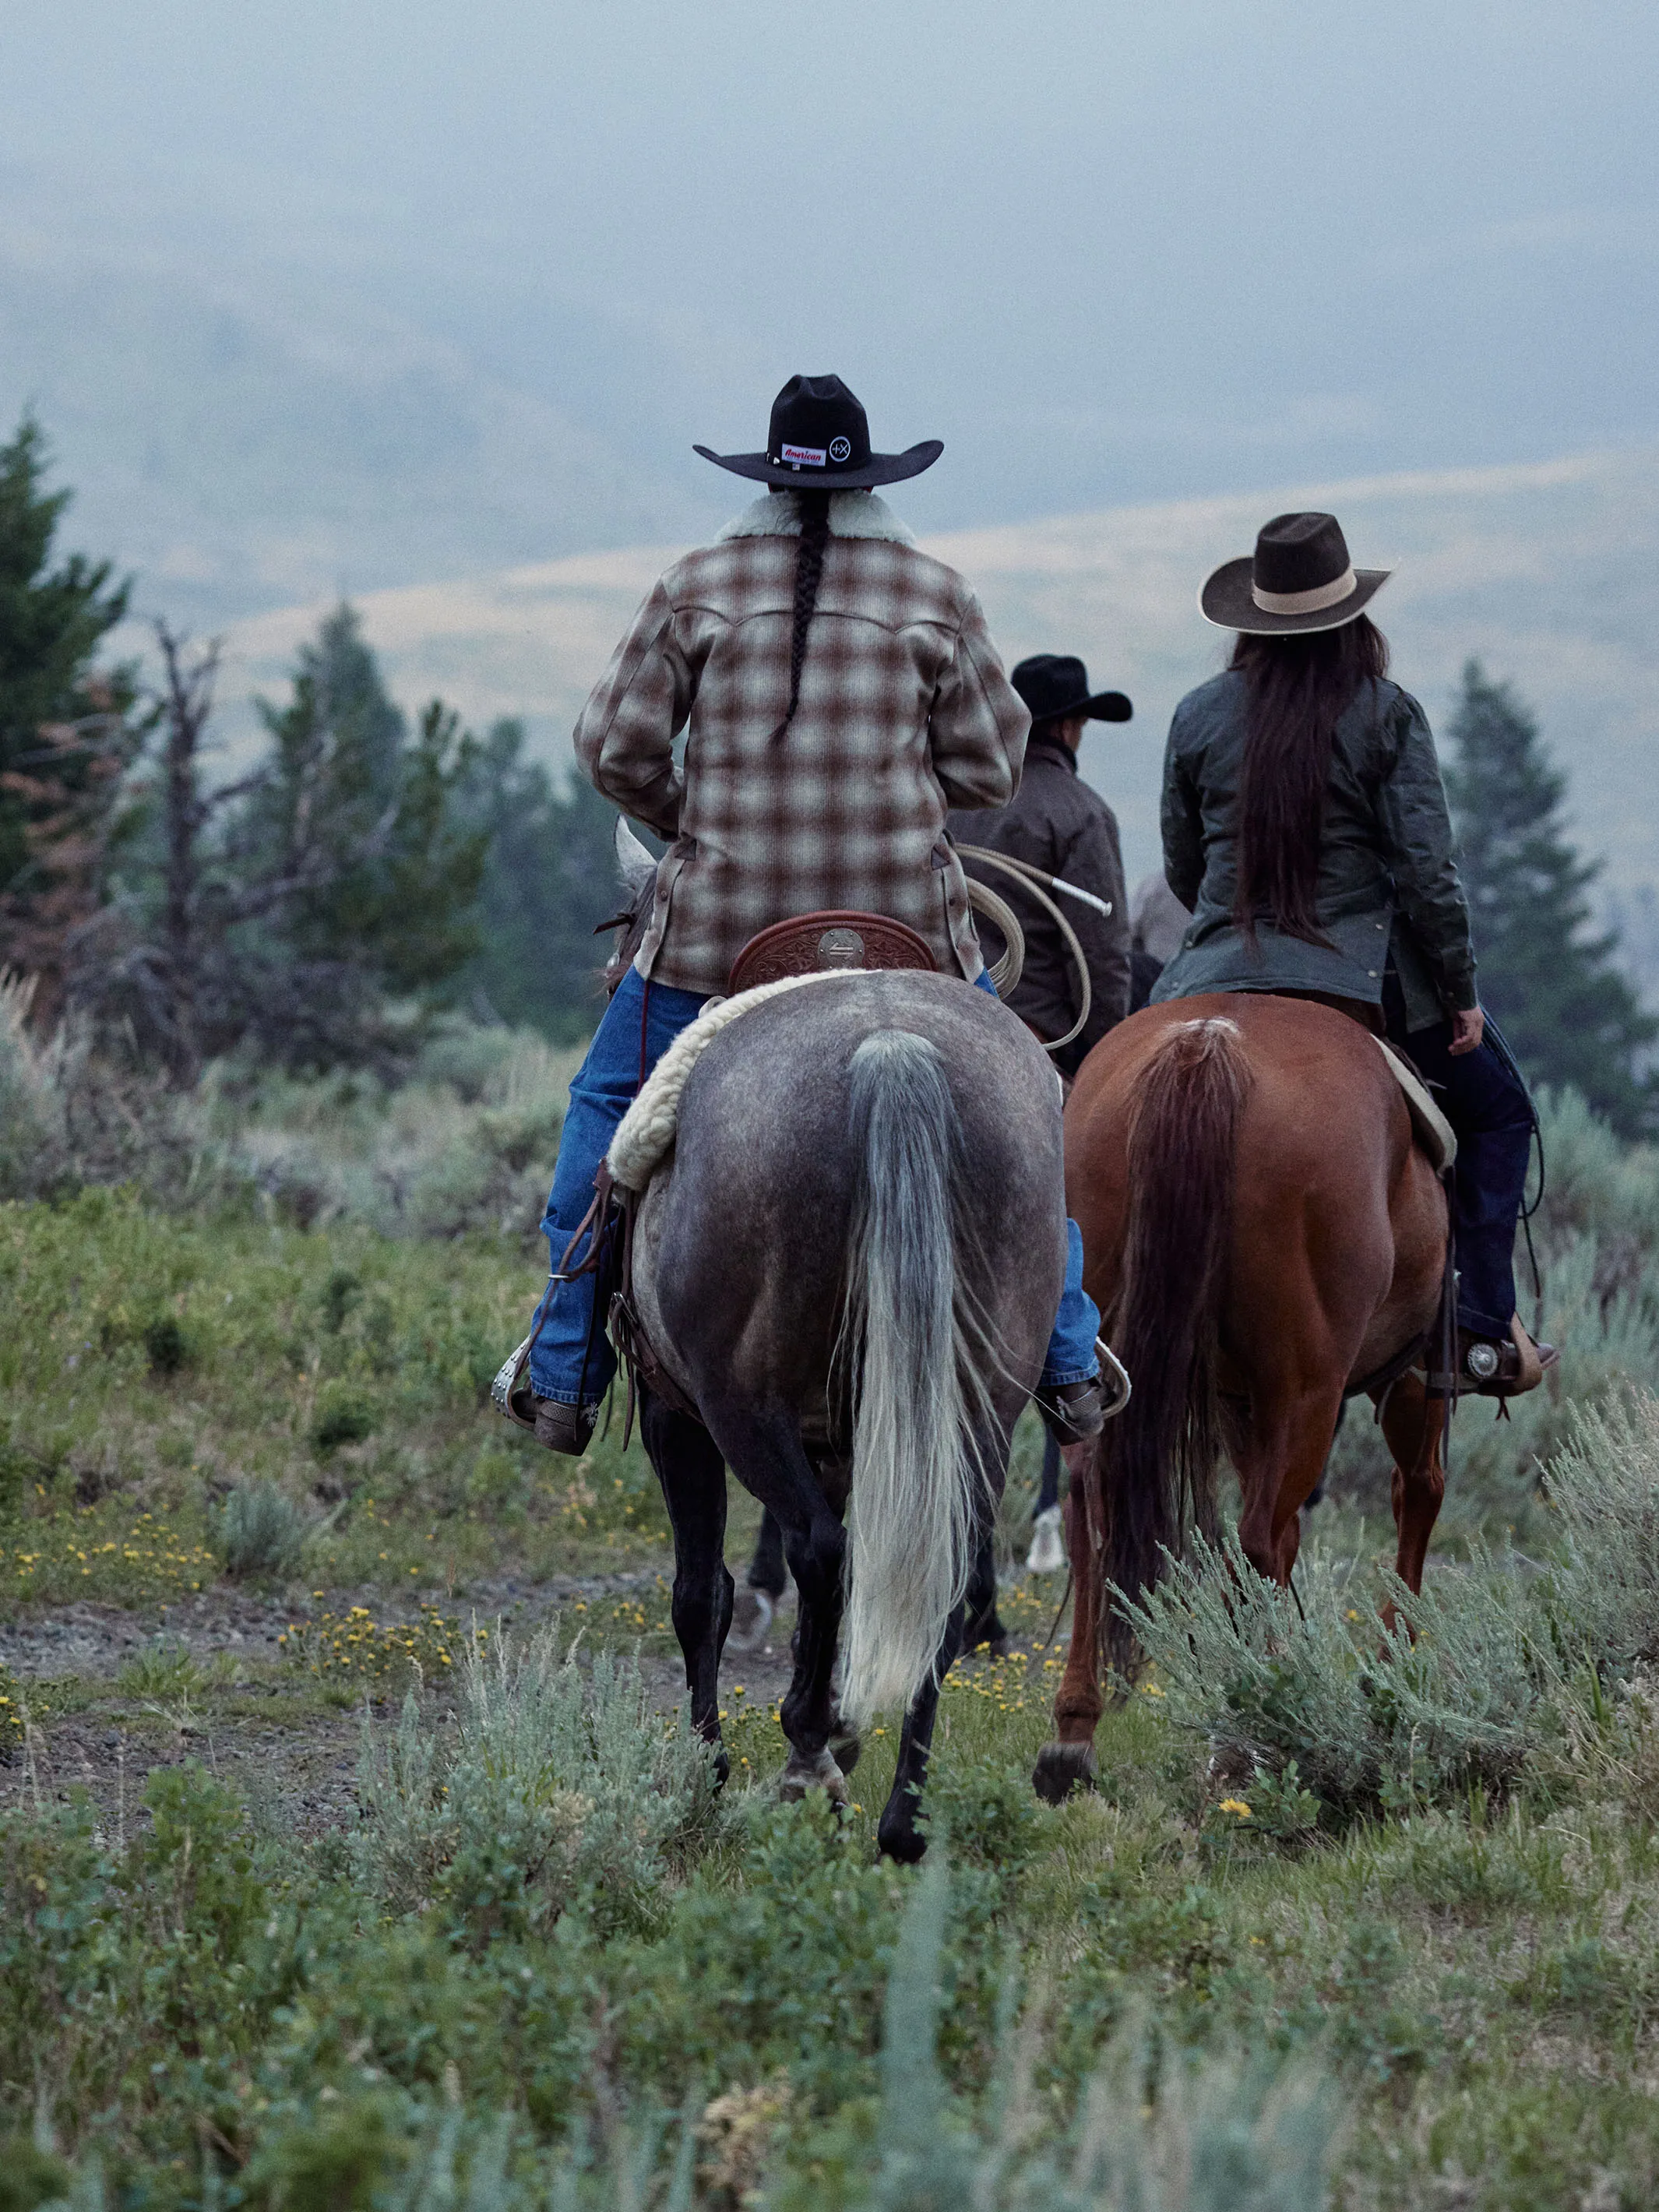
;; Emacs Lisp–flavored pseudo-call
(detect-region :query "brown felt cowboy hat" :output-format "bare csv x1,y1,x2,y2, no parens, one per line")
695,373,942,491
1200,511,1392,636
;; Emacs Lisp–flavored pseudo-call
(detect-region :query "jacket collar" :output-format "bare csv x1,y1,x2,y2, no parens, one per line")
717,490,917,547
1027,731,1080,774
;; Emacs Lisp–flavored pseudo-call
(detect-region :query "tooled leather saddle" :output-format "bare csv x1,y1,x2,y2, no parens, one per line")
725,911,935,994
492,909,946,1440
614,911,940,1435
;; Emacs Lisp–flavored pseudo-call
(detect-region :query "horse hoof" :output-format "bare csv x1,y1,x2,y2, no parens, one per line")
1031,1740,1097,1805
778,1748,847,1805
1026,1505,1065,1575
727,1588,775,1651
877,1817,927,1865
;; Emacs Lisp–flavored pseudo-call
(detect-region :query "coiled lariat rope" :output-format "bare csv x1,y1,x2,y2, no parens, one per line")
957,844,1107,1053
962,876,1026,995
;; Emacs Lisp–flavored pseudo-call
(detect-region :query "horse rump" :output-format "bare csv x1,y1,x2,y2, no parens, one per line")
1103,1013,1252,1668
838,1029,989,1728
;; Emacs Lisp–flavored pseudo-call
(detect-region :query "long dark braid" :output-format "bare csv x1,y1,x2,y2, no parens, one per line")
770,490,833,743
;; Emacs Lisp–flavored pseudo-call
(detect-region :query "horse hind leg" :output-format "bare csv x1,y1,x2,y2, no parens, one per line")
1375,1370,1446,1626
1033,1436,1106,1805
1232,1375,1346,1587
699,1397,851,1803
727,1509,788,1651
876,1597,967,1862
640,1394,734,1785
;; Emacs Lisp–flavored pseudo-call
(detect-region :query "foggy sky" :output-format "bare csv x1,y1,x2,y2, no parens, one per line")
3,0,1656,545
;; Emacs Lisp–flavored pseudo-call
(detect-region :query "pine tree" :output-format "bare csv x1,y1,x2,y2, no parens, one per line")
1445,659,1657,1136
223,604,488,1058
455,720,650,1041
0,414,133,974
97,606,488,1076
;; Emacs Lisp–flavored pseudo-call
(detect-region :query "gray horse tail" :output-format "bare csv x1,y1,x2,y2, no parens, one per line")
840,1030,986,1729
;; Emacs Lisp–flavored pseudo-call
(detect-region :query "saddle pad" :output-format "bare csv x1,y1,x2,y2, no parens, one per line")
608,970,867,1192
1373,1036,1456,1171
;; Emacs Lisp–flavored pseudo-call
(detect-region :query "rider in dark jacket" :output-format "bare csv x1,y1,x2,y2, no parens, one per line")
950,654,1134,1078
1154,510,1555,1399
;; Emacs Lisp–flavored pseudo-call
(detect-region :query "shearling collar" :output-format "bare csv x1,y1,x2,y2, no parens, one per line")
717,490,917,547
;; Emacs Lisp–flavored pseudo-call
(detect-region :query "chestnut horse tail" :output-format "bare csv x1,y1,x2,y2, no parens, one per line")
1103,1013,1253,1669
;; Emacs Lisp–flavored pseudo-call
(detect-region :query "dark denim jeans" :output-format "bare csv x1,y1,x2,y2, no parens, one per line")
1402,1017,1535,1338
530,966,1101,1405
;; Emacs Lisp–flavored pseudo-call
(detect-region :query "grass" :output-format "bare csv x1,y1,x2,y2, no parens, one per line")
10,1075,1659,2203
0,1182,674,1622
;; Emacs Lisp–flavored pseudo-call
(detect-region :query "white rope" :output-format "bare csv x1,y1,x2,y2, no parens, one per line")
955,844,1094,1053
964,876,1025,995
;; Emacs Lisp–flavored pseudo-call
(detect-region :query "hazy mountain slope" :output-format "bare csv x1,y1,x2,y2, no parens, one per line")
214,448,1659,901
0,241,709,629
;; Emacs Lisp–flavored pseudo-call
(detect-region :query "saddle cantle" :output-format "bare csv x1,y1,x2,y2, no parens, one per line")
727,910,935,995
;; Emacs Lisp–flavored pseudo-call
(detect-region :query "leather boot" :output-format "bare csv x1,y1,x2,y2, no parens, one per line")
1036,1375,1106,1446
1459,1317,1559,1397
532,1397,600,1456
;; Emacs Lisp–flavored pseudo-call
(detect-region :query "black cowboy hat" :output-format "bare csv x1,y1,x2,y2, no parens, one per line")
1200,511,1392,636
694,373,942,491
1011,653,1132,725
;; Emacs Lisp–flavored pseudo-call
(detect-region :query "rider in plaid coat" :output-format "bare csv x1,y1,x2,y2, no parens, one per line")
576,495,1027,994
525,377,1105,1454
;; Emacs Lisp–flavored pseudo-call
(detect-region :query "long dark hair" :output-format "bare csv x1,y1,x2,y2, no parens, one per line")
1230,613,1390,946
770,491,832,744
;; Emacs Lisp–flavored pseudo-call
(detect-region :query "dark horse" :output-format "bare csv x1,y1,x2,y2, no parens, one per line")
603,832,1066,1858
1034,994,1449,1798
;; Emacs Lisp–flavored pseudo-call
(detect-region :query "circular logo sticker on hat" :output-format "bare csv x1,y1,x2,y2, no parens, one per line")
829,435,852,463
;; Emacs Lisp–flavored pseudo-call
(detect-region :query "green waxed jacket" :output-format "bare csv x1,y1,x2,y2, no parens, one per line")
1150,671,1476,1031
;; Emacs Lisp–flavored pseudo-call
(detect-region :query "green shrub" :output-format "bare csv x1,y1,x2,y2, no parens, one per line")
0,2133,71,2211
139,1314,192,1376
1118,1532,1564,1823
243,2098,407,2211
114,1640,206,1701
1546,1390,1659,1678
218,1479,312,1580
310,1379,378,1454
355,1622,721,1939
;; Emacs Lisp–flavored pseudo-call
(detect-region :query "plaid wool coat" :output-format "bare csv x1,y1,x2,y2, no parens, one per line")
573,491,1031,995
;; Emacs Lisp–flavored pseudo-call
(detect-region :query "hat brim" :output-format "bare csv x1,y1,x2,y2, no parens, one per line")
1030,688,1133,724
692,439,943,491
1199,557,1392,635
1083,689,1132,723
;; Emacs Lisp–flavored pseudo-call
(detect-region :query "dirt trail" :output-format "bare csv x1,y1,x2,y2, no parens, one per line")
0,1564,807,1830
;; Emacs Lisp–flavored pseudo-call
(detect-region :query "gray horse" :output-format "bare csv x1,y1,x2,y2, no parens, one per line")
606,839,1066,1858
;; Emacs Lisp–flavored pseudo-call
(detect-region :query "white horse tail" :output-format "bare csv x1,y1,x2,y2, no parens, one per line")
840,1030,985,1729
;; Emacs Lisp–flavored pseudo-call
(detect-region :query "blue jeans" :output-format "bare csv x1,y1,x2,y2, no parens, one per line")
530,966,1101,1404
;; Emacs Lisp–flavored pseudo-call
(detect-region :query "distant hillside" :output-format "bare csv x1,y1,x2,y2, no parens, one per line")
213,449,1659,925
0,239,713,630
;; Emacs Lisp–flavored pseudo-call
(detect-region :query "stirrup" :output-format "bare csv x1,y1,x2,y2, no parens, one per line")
491,1335,539,1430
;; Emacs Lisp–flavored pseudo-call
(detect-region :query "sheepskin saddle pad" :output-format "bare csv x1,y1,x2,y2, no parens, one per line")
1375,1036,1456,1171
607,970,865,1193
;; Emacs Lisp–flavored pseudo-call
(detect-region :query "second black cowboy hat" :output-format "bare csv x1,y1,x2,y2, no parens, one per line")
695,374,943,491
1011,653,1132,725
1200,511,1392,636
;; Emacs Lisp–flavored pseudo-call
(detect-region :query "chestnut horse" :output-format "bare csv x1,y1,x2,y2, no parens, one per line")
1033,992,1450,1800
